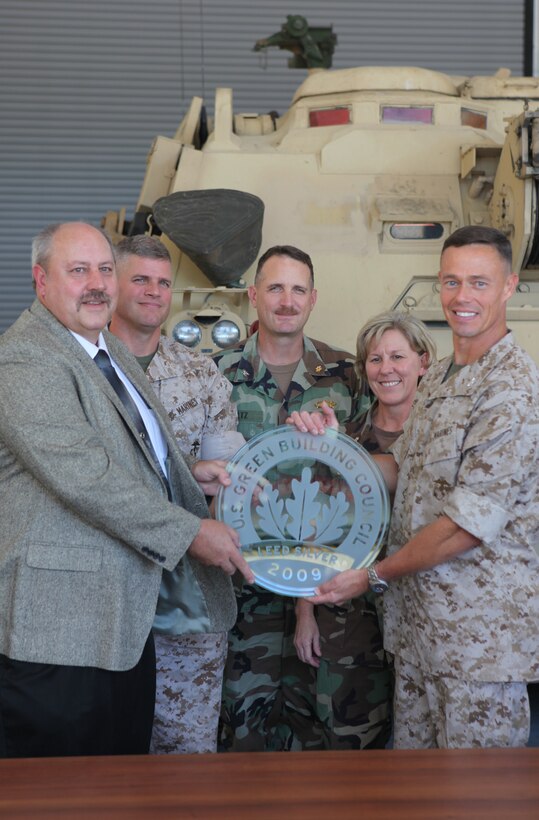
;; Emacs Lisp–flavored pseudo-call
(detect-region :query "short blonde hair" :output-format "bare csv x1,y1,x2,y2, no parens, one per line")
355,311,437,389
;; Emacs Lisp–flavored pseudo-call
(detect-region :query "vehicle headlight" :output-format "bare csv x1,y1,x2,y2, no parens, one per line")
172,319,202,348
211,319,241,348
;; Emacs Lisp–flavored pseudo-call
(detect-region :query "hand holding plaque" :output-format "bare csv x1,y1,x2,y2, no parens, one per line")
216,426,390,597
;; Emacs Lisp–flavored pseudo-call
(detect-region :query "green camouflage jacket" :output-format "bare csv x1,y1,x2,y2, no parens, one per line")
213,332,367,440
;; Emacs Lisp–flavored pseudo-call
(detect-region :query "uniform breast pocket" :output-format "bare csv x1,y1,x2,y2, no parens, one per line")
173,401,203,428
419,423,464,499
237,408,265,440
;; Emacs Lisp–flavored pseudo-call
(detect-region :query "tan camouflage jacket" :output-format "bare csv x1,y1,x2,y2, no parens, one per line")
213,332,368,441
384,333,539,682
147,335,237,462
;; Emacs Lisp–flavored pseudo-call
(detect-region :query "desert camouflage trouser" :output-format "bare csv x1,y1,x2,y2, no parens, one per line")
314,596,392,750
151,631,227,754
393,655,531,749
219,582,322,752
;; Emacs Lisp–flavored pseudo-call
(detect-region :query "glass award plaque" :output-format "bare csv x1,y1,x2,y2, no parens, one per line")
216,426,390,597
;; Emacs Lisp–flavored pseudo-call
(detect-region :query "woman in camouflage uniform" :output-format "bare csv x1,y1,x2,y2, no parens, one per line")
293,311,436,749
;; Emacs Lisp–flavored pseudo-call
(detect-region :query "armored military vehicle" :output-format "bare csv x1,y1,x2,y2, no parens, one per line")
103,16,539,360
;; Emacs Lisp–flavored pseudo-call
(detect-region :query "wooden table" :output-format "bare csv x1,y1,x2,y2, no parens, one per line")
0,748,537,818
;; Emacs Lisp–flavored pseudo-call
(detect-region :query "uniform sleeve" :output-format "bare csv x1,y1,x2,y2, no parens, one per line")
443,383,539,544
332,358,370,433
198,354,238,435
346,377,371,431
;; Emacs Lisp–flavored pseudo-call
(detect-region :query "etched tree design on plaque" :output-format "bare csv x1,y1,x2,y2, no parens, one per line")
255,466,349,543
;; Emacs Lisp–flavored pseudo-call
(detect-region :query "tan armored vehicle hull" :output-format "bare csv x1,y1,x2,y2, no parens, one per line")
104,65,539,361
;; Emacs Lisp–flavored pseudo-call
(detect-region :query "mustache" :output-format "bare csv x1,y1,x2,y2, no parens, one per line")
78,290,113,308
275,308,299,316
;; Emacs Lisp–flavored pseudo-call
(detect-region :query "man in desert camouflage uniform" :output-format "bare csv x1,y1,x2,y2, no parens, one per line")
214,244,371,751
110,235,244,754
308,226,539,748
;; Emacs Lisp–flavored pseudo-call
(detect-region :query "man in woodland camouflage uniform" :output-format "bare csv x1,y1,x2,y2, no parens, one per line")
110,235,244,753
214,245,375,751
308,226,539,748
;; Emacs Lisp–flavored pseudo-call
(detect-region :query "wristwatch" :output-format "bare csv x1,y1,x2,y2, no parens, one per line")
367,563,389,594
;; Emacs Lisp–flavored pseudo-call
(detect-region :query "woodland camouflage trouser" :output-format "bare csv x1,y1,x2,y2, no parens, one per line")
219,582,322,752
313,596,392,750
219,585,393,752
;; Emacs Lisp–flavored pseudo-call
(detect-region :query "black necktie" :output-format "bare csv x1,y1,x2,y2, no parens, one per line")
94,349,171,496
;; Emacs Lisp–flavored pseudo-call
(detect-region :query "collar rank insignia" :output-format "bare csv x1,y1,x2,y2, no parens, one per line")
315,399,337,409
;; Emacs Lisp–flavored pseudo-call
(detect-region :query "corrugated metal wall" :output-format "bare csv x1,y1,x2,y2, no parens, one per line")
0,0,526,330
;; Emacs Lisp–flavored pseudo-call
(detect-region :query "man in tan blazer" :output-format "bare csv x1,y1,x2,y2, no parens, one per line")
0,222,252,758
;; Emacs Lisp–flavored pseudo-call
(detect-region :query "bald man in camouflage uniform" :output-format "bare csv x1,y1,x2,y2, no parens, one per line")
214,245,369,751
111,235,244,754
309,226,539,749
